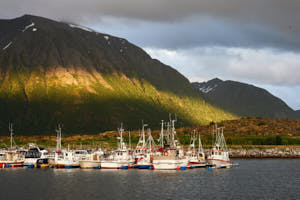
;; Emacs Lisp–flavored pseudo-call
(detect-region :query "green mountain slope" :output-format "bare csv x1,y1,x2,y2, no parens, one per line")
193,78,297,119
0,15,236,135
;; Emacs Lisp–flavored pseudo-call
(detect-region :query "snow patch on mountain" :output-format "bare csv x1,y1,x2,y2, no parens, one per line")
22,22,35,32
69,24,94,32
2,41,12,50
198,84,218,93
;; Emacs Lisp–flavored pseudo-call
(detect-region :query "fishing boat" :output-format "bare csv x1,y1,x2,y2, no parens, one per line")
186,130,206,168
101,124,133,169
207,124,230,167
152,117,188,170
54,125,83,168
24,143,49,167
134,123,156,169
0,123,25,168
0,151,25,168
79,150,103,169
55,150,77,168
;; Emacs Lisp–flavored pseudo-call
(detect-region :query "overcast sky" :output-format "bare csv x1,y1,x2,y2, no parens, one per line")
1,0,300,110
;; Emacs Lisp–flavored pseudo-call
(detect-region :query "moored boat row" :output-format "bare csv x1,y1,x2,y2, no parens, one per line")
1,117,234,170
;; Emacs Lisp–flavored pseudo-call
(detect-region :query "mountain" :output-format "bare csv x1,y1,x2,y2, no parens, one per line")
295,110,300,118
0,15,235,135
192,78,297,119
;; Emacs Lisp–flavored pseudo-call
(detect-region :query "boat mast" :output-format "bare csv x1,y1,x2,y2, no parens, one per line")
9,123,13,149
166,122,170,144
118,123,125,150
146,128,155,150
129,131,131,150
141,121,148,148
159,120,164,148
170,114,177,148
198,132,204,154
189,129,196,153
56,124,62,151
219,127,227,151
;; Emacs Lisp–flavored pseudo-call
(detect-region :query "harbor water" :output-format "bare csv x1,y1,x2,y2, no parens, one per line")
0,159,299,200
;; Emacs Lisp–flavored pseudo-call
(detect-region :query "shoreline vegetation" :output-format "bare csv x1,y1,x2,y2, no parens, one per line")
0,117,299,158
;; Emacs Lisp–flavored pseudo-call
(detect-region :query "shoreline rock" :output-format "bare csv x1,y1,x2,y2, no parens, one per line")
203,148,300,158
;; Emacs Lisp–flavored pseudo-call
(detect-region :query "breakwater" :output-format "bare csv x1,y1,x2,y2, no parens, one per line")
203,147,300,158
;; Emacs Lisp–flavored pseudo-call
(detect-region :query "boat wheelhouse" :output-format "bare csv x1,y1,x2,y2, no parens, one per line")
207,125,230,167
186,130,206,168
101,124,134,169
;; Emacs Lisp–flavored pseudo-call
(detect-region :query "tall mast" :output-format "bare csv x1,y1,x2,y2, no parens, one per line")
189,129,196,153
193,130,196,153
146,128,155,150
129,131,131,150
141,121,148,148
170,114,177,148
118,123,126,150
56,124,62,151
9,123,13,149
198,133,203,153
160,120,164,148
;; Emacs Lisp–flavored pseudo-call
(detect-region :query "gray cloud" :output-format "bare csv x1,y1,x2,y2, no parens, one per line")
1,0,300,51
145,46,300,109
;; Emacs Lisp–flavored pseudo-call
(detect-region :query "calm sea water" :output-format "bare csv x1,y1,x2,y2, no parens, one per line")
0,159,299,200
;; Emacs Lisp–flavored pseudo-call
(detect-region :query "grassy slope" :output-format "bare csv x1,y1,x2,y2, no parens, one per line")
2,118,300,149
0,68,236,135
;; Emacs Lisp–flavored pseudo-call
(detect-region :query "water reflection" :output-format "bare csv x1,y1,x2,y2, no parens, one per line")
0,160,300,200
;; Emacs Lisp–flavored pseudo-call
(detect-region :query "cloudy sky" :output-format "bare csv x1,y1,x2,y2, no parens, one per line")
1,0,300,110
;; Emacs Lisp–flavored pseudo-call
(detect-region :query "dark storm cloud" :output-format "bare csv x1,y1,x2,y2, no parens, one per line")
1,0,300,51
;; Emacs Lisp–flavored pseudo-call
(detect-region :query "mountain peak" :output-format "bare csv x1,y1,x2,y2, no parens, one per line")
210,77,223,82
192,78,223,93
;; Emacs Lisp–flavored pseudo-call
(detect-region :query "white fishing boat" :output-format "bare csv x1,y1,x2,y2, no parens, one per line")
79,152,101,169
186,130,206,168
54,125,82,168
79,148,103,169
55,148,83,168
24,143,49,167
134,123,156,169
101,124,133,169
0,123,25,168
152,149,186,170
207,124,230,167
152,117,188,170
0,151,25,168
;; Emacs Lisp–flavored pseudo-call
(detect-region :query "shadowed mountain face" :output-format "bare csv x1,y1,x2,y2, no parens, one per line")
193,78,297,119
0,15,235,135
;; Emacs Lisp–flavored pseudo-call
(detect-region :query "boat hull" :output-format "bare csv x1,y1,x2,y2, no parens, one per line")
24,158,39,166
79,160,101,169
136,165,152,169
55,160,80,168
0,161,24,168
152,160,181,170
101,160,129,169
35,164,51,168
188,161,206,168
207,159,230,167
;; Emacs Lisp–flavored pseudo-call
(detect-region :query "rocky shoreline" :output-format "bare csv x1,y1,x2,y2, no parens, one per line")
204,148,300,158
